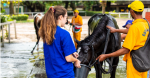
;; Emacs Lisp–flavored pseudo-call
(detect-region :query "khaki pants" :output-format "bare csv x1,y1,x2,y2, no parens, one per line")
73,30,81,48
127,58,147,78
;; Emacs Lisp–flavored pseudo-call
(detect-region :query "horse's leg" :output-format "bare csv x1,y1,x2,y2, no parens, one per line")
31,20,39,54
94,63,102,78
110,57,119,78
35,26,39,51
37,36,40,51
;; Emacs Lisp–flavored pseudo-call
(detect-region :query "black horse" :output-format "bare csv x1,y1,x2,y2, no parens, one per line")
31,13,44,54
74,14,121,78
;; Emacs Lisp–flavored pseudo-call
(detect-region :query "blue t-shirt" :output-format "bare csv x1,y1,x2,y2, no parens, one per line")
43,26,76,78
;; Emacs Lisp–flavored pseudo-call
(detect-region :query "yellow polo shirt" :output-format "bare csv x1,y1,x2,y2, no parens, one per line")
122,19,149,61
71,15,83,32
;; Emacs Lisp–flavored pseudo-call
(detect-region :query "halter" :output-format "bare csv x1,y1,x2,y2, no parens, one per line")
77,29,114,74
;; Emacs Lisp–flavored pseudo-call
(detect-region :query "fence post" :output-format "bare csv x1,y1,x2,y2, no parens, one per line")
32,13,33,17
14,20,17,39
128,13,130,18
8,24,10,43
2,25,4,47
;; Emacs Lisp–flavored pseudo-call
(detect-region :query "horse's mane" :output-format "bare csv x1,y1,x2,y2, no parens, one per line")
81,15,109,44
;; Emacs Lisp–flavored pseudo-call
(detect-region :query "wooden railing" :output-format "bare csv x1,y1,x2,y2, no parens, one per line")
109,12,131,18
0,20,17,47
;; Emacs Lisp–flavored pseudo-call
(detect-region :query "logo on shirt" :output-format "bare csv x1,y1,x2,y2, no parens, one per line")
142,29,149,36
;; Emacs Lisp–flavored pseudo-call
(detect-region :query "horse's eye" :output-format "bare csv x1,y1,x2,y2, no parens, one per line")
83,46,89,54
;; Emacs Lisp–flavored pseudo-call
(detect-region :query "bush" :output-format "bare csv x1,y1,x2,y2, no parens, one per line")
1,15,7,23
110,14,118,17
11,14,29,21
1,9,6,14
68,11,109,16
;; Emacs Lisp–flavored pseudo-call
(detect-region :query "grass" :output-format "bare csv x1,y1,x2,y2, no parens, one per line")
111,14,131,19
7,19,33,23
16,19,34,23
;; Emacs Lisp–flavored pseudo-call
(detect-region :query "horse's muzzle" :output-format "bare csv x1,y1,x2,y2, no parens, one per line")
74,64,91,78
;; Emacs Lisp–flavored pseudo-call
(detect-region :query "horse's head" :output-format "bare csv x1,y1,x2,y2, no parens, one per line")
75,39,91,65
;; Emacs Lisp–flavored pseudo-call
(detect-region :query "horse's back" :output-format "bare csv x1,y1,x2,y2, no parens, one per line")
88,14,121,49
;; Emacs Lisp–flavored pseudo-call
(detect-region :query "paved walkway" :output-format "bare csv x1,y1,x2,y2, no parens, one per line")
4,16,132,43
3,16,146,78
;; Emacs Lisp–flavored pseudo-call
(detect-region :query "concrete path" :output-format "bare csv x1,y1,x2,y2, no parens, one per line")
1,16,133,78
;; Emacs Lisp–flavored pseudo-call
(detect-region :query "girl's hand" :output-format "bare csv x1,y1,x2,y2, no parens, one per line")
74,59,81,68
73,52,79,58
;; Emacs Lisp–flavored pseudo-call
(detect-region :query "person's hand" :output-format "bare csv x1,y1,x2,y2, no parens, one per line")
72,22,75,25
96,54,108,62
73,52,79,58
68,21,70,24
74,59,81,68
106,26,117,33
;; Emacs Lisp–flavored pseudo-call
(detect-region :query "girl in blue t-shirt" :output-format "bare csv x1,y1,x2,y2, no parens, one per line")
39,6,81,78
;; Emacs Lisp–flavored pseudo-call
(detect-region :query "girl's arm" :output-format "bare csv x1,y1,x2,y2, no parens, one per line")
65,54,81,68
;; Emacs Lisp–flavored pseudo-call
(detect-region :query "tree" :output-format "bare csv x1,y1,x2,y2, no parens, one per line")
9,1,14,15
22,1,46,12
64,1,69,9
70,1,76,11
101,1,106,14
100,0,116,14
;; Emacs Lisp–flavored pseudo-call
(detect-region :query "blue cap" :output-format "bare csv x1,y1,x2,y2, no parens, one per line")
122,20,133,28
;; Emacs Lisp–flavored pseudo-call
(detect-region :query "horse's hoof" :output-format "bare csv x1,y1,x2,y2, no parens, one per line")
37,48,39,51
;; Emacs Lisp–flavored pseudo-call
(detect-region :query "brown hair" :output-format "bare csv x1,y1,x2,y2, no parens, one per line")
39,6,67,45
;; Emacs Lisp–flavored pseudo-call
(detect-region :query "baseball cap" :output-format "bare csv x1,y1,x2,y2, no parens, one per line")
122,20,133,28
128,1,144,12
74,9,79,13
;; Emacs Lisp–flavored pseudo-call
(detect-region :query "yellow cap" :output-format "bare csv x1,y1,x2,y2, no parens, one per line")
74,9,79,13
128,1,144,12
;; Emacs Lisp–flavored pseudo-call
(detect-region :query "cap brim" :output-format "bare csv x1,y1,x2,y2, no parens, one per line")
128,4,131,8
122,25,126,28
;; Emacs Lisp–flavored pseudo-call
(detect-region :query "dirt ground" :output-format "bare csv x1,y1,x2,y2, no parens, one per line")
4,16,132,43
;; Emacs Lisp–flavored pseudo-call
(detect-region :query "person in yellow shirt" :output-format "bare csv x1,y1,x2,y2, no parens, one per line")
69,9,83,48
96,1,149,78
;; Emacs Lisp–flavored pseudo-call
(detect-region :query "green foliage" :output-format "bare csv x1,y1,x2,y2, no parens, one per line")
11,14,29,21
1,9,6,14
16,19,34,23
1,15,7,23
45,1,63,12
83,1,98,11
113,10,116,13
5,30,8,38
110,14,118,17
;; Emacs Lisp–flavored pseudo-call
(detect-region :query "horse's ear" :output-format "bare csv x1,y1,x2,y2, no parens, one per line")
74,38,80,44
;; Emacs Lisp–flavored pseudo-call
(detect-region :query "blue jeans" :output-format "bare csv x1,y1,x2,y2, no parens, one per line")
148,70,149,78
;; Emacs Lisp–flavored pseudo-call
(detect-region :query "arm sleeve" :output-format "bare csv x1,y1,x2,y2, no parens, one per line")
122,25,138,51
71,17,74,24
61,31,76,56
79,16,83,25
